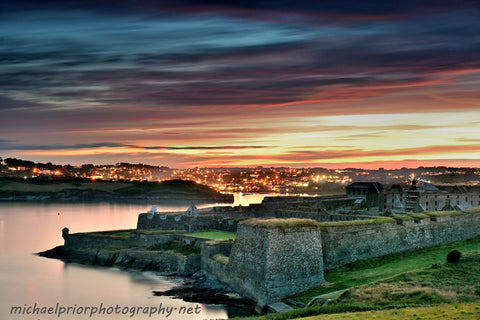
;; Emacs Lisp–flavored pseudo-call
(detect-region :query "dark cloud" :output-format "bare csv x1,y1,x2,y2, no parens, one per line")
5,1,478,22
0,140,272,151
1,1,479,167
2,0,479,106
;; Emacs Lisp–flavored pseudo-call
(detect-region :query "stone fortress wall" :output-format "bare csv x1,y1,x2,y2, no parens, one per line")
320,212,480,270
203,210,480,307
136,212,242,232
136,195,367,232
226,219,324,307
65,199,480,309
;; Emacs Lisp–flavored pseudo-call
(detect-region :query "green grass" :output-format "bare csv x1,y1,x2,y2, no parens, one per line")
234,242,480,320
426,211,464,217
147,240,201,256
188,230,236,241
242,218,320,230
319,217,395,227
76,229,134,240
462,208,480,214
391,214,414,221
114,179,218,196
291,236,480,304
325,250,480,309
0,178,226,199
211,253,230,265
132,229,186,235
233,304,480,320
299,304,480,320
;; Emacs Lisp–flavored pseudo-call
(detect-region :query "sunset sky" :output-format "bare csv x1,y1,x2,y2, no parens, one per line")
1,0,479,169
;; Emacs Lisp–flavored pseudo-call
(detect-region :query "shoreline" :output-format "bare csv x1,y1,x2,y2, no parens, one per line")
37,246,256,317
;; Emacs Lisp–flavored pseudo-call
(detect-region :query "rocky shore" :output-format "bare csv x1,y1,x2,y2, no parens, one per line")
38,245,200,275
38,246,255,317
153,273,256,318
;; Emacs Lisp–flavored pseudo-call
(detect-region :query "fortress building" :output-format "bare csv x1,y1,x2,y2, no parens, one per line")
382,180,480,213
346,182,383,210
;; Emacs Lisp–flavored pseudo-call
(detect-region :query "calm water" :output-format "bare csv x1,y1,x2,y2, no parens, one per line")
0,194,265,320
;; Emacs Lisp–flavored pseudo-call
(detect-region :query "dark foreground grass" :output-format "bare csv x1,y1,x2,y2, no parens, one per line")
234,304,480,320
330,251,480,308
300,304,480,320
292,236,480,304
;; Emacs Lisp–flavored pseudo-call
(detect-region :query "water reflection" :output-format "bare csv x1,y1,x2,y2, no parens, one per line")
0,195,265,320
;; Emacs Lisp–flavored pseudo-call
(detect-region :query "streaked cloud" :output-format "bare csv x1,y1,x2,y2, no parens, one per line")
1,1,479,168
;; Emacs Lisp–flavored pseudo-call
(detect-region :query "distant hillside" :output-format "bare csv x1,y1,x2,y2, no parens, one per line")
0,178,233,202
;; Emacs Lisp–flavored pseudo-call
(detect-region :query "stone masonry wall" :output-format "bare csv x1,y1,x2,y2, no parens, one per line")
200,241,233,283
65,233,176,249
227,219,325,307
136,213,240,232
321,211,480,270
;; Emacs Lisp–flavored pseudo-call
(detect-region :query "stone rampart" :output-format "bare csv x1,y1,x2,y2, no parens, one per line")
320,211,480,270
65,234,129,249
200,241,233,283
227,219,325,307
65,208,480,308
129,233,177,247
136,213,242,232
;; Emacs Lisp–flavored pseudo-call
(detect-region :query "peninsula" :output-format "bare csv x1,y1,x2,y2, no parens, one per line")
0,178,233,203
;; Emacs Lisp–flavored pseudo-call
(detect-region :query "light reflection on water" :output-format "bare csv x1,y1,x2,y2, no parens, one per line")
0,194,266,320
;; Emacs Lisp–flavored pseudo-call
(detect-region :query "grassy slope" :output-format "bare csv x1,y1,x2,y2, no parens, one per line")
0,179,222,198
299,304,480,320
331,251,480,307
114,179,219,196
235,237,480,320
0,181,128,193
292,236,480,304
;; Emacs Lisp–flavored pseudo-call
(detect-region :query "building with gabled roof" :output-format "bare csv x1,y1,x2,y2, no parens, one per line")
346,182,384,210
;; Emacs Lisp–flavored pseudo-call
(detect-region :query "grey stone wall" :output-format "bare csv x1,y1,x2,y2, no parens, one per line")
136,213,241,232
200,241,233,283
227,219,325,307
129,233,176,247
200,241,232,271
321,211,480,270
63,233,202,274
65,233,176,249
65,234,129,249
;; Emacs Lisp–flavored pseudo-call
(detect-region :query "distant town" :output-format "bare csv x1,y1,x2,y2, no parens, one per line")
1,157,479,195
